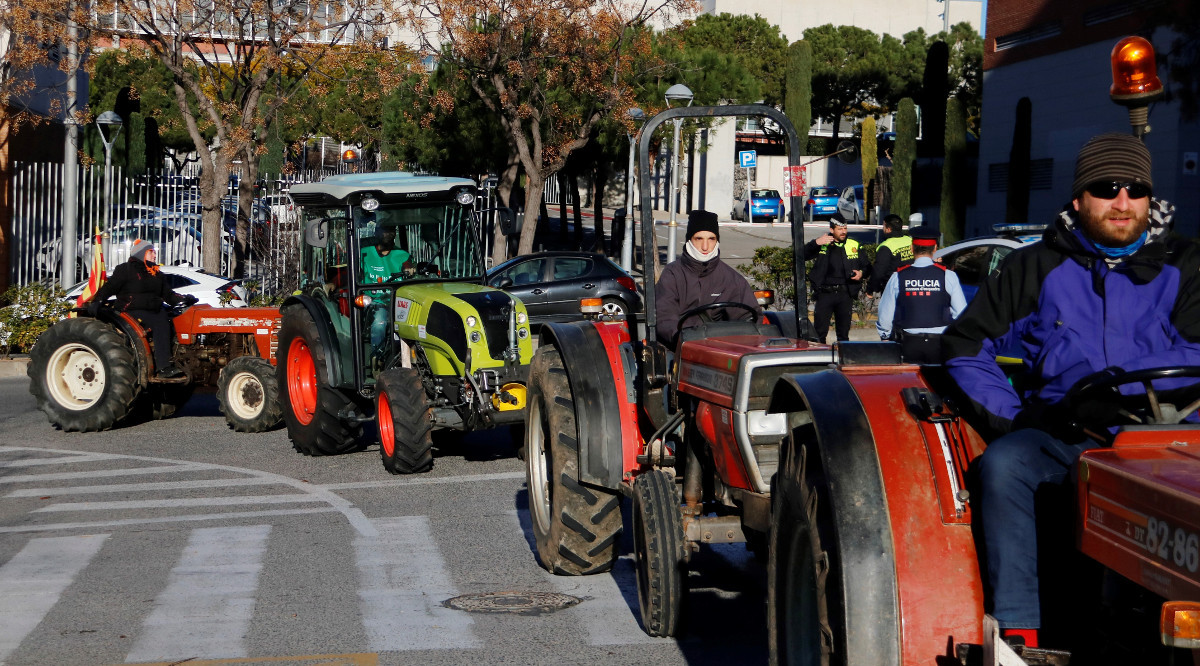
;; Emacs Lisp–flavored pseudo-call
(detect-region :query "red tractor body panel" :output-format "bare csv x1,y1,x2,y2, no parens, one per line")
172,306,283,365
1078,434,1200,603
677,335,815,410
588,321,643,479
843,368,989,661
694,401,752,490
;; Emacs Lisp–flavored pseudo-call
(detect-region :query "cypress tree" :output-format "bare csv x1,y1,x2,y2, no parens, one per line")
785,41,813,152
941,98,967,244
127,112,146,175
891,98,917,219
921,41,950,159
861,117,877,220
1006,97,1033,224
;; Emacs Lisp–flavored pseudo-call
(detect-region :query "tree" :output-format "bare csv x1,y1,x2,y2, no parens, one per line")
803,24,893,141
860,116,877,219
941,98,966,243
891,97,917,219
414,0,692,260
1006,97,1033,224
785,41,812,151
679,14,789,104
921,41,950,158
88,0,410,275
127,112,146,174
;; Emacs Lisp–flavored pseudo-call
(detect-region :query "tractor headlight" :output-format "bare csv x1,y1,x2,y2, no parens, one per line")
470,331,482,343
361,196,380,211
517,328,528,339
746,410,787,437
466,315,478,328
456,190,475,206
517,312,527,324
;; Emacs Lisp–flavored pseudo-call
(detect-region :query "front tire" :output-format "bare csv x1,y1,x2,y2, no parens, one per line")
218,356,283,432
28,318,139,432
376,367,435,474
277,304,361,455
633,469,686,637
525,343,622,575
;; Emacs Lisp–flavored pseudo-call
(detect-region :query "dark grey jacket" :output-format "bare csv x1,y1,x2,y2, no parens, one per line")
655,251,760,346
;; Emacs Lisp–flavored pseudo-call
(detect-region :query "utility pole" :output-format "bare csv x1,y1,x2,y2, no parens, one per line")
60,2,79,289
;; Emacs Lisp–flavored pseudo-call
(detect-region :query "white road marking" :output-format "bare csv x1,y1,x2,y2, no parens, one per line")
0,507,338,534
0,464,209,484
355,516,479,651
0,454,114,468
505,510,668,646
0,534,110,663
125,525,271,663
33,494,322,512
6,477,278,497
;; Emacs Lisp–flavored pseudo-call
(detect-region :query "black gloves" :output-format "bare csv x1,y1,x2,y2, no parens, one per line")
83,301,101,317
181,294,199,307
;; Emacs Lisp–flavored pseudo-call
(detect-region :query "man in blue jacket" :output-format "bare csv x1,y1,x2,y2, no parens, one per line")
943,133,1200,649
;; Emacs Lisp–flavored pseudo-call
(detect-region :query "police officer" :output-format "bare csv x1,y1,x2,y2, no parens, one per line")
802,213,867,342
867,214,913,294
876,226,967,363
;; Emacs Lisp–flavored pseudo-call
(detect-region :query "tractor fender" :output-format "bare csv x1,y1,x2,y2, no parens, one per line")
106,312,151,384
282,294,345,389
540,320,638,489
768,369,902,664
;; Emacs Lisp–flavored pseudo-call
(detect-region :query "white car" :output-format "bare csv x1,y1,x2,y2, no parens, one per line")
260,193,296,225
934,230,1035,301
65,264,248,308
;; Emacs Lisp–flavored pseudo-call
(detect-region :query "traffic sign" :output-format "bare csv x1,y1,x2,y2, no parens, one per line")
739,150,757,169
783,165,807,197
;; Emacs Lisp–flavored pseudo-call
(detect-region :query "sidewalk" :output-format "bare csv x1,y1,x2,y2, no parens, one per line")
0,355,29,378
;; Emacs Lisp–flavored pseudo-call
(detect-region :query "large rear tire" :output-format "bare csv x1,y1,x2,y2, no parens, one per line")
28,318,139,432
218,355,283,432
376,367,435,474
633,469,686,637
277,304,361,455
525,344,622,575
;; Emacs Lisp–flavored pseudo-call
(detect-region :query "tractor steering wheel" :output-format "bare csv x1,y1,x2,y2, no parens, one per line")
677,301,757,327
1066,366,1200,432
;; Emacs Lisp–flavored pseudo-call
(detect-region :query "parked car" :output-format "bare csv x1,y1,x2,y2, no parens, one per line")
732,188,785,222
260,193,296,225
934,233,1029,301
802,186,840,221
170,200,238,232
837,184,865,222
63,264,247,307
487,251,641,324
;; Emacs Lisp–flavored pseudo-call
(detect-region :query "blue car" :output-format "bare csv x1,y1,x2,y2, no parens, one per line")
733,188,785,222
802,186,839,221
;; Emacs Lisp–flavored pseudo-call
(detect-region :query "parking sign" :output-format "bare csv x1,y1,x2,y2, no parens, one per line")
739,150,757,169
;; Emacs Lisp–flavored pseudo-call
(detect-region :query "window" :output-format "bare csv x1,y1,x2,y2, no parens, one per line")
987,159,1054,193
553,258,590,281
499,259,547,286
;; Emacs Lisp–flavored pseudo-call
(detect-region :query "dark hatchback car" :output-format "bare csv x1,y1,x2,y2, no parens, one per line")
487,251,642,324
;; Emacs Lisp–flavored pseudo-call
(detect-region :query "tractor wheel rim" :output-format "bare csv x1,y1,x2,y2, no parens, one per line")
46,343,105,410
227,371,264,420
287,338,317,426
527,397,551,532
379,392,395,457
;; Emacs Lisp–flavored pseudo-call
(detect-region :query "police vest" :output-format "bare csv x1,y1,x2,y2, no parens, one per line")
879,235,913,263
818,238,860,259
894,263,952,330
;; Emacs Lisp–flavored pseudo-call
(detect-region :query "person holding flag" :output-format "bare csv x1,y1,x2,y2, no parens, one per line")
83,239,196,379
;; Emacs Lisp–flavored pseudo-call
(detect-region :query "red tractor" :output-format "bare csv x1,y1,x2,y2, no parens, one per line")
523,104,849,636
29,302,285,433
764,37,1200,665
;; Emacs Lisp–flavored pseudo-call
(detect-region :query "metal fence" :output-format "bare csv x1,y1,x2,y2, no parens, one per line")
10,163,503,295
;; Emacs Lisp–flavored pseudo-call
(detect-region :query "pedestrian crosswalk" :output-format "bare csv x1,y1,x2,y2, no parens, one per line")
0,446,766,664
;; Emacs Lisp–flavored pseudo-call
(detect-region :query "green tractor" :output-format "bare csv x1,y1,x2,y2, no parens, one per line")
278,172,534,473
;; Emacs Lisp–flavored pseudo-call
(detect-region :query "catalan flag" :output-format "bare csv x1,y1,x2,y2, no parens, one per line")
73,222,106,315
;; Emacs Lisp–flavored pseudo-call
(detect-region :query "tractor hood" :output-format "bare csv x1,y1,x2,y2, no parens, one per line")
392,282,532,372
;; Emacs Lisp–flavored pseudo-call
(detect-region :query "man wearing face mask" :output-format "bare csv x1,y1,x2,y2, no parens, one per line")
655,209,761,347
944,133,1200,650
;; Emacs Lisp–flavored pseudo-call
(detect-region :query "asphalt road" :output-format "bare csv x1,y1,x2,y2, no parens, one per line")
0,376,770,666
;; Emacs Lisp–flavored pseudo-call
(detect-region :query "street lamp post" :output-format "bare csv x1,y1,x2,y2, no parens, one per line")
622,108,645,272
95,111,124,264
664,83,693,263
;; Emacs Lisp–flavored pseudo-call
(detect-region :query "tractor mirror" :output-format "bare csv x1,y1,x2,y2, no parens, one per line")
836,140,859,164
497,208,517,235
305,218,329,248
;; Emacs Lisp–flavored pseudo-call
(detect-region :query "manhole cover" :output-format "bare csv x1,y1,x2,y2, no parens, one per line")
443,591,582,616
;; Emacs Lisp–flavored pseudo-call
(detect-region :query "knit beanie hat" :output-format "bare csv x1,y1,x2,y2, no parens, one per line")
130,239,155,261
1072,132,1153,198
685,209,720,241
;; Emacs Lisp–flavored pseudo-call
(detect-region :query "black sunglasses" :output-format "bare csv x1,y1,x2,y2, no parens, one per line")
1085,181,1152,200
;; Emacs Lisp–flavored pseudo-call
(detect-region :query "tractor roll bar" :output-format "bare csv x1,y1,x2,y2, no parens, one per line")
638,104,817,343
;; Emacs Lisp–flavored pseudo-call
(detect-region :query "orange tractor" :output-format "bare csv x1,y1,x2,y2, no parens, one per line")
29,302,285,433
